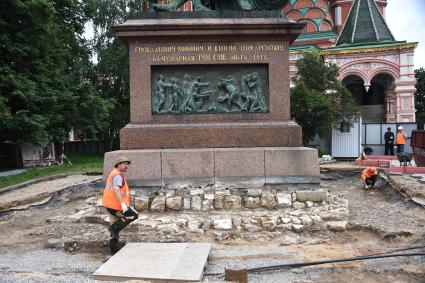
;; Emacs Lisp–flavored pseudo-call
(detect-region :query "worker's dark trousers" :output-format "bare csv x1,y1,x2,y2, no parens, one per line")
384,142,394,156
365,175,378,188
106,207,138,254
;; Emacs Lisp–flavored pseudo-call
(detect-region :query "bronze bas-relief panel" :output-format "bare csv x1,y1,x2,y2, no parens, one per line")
151,64,269,115
129,39,290,123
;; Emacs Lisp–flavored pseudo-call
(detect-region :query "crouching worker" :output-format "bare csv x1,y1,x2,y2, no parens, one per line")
360,167,379,190
102,157,138,255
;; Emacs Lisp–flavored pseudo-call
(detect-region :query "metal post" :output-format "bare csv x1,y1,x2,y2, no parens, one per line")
225,264,248,283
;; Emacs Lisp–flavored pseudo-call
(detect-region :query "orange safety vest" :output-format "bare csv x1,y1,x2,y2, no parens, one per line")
396,132,406,145
102,168,130,210
360,168,373,181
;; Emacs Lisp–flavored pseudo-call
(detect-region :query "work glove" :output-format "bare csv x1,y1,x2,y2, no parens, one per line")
121,202,128,213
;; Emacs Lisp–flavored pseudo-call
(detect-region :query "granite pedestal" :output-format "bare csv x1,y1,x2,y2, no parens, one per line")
104,13,319,187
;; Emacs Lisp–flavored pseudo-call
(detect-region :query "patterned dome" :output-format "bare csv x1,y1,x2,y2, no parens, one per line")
283,0,334,33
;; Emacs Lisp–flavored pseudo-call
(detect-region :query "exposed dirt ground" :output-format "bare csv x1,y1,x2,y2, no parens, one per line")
0,172,424,282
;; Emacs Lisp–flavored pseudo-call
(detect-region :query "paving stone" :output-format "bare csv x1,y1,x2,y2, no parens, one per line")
243,197,260,209
276,193,292,208
150,197,166,213
183,197,191,210
157,223,179,233
202,199,213,211
223,195,242,210
260,192,277,209
93,243,211,282
300,215,313,227
204,194,215,200
213,218,233,230
46,238,64,249
166,196,183,210
291,224,304,233
296,190,328,202
190,188,204,196
191,196,202,211
281,217,292,224
292,201,306,210
319,208,349,221
213,195,224,209
247,189,262,197
327,221,347,231
134,197,150,212
241,223,263,232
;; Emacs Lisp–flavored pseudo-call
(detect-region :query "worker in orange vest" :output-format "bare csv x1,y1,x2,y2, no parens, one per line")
360,167,379,190
102,157,138,255
396,126,407,153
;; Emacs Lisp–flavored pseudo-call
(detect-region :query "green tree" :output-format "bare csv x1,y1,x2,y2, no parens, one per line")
88,0,144,149
0,0,111,144
291,54,359,145
415,68,425,123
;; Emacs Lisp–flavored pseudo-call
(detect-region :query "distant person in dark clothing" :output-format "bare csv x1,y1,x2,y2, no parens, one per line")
384,127,394,156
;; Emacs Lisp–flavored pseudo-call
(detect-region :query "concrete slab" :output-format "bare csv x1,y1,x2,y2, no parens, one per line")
93,243,211,282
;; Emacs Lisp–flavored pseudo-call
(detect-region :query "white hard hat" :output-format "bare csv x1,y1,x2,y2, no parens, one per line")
398,126,403,130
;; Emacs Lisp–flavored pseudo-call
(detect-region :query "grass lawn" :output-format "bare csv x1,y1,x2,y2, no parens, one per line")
0,154,104,190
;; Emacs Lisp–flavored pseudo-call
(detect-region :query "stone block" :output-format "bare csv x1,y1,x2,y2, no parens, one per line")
213,218,233,230
260,192,277,209
291,224,304,233
265,147,320,184
296,190,328,202
214,148,265,183
223,195,242,210
241,223,262,232
191,196,202,211
213,195,224,209
134,197,150,212
243,197,260,209
300,215,313,227
327,221,347,232
150,197,166,213
292,201,306,210
202,200,213,211
162,149,214,185
166,196,182,210
183,197,191,210
276,193,292,208
247,189,263,197
319,208,349,221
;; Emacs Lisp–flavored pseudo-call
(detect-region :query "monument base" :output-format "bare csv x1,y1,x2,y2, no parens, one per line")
103,147,320,187
120,121,302,149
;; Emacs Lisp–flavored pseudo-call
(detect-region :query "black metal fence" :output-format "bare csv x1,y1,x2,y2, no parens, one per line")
0,143,22,168
55,140,115,156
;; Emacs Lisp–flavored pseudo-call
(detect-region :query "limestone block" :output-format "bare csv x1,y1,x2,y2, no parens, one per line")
291,224,304,233
260,192,277,209
241,223,263,232
276,193,292,208
134,197,150,212
292,201,306,210
214,195,224,209
150,197,166,213
213,218,233,230
223,195,242,210
166,196,183,210
191,196,202,211
327,221,347,231
296,190,328,202
243,197,260,209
